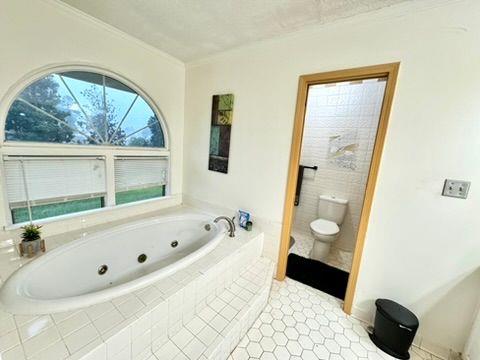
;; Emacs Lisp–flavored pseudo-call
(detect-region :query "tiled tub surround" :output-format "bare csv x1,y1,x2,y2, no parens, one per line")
0,213,225,314
0,208,274,360
292,79,386,252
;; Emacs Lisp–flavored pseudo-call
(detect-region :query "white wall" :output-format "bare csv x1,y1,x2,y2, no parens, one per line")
184,0,480,353
0,0,185,235
293,79,384,252
465,299,480,360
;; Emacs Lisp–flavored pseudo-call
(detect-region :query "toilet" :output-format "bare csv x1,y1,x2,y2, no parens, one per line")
309,195,348,261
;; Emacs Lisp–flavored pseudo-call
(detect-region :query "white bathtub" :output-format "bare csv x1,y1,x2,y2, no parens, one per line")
0,213,224,314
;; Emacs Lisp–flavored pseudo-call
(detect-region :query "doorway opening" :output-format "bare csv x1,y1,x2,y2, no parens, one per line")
276,63,400,314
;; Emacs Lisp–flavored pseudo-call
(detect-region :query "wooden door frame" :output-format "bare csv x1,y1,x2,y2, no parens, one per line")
276,63,400,314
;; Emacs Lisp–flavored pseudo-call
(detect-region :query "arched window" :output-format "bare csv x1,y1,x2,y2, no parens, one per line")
2,69,169,225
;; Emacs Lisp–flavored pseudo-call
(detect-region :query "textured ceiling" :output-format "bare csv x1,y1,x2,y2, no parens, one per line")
60,0,410,62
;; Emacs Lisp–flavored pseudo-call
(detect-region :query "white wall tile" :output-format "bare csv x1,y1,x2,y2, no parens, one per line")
131,329,151,359
131,314,152,340
22,326,61,358
105,325,131,359
63,324,99,355
79,342,106,360
93,309,125,335
56,312,90,338
1,345,25,360
293,79,386,251
0,329,19,352
29,340,69,360
110,346,131,360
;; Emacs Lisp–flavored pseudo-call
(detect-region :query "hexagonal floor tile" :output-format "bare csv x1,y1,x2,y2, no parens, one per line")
247,328,262,342
272,319,286,332
286,340,303,356
302,349,318,360
340,347,358,360
282,315,296,327
246,342,262,358
273,346,290,360
313,344,330,358
231,347,249,360
334,333,350,347
259,323,274,337
325,338,341,354
296,322,310,336
259,312,273,324
272,331,288,346
260,337,276,352
298,335,314,350
309,330,325,344
259,352,276,360
284,327,299,340
320,325,335,339
351,341,368,357
230,277,433,360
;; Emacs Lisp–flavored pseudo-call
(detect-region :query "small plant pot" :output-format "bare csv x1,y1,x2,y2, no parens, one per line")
19,239,46,258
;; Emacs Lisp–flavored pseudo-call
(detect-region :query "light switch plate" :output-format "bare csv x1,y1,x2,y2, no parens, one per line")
442,179,470,199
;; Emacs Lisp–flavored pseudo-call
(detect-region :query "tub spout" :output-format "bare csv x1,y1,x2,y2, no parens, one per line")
214,216,236,237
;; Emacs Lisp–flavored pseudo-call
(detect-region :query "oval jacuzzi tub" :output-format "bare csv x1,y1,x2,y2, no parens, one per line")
0,213,224,314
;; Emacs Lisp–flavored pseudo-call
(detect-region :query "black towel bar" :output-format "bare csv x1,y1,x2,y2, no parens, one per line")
295,165,318,206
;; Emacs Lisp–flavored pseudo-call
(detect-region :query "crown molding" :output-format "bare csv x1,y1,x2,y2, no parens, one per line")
43,0,185,68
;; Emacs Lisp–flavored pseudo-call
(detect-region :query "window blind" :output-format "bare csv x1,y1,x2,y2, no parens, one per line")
4,157,106,206
114,157,168,192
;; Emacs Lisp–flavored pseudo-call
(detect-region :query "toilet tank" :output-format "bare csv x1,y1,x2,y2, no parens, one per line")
318,195,348,225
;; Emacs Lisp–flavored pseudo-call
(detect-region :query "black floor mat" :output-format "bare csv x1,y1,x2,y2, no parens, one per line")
286,253,349,300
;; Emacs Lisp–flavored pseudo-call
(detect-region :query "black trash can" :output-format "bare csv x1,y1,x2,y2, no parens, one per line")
369,299,419,360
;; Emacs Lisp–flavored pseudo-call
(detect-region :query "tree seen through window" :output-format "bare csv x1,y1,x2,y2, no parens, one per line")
5,71,165,148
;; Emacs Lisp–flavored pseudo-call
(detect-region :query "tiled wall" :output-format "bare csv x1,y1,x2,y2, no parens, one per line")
292,79,386,251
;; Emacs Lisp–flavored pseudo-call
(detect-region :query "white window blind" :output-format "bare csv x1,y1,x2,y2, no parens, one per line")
114,157,168,192
4,157,106,206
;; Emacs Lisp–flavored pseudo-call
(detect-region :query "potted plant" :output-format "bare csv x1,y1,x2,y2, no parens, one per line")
19,224,45,258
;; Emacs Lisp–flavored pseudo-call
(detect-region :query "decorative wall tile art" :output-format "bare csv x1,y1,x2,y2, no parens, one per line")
208,94,234,173
327,131,359,170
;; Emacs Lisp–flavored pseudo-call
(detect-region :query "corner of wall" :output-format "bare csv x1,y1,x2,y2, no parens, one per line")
42,0,185,69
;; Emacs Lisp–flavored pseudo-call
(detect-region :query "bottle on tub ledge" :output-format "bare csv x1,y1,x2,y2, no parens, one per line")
238,210,253,231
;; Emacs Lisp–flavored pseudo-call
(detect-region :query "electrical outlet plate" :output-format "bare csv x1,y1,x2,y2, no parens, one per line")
442,179,470,199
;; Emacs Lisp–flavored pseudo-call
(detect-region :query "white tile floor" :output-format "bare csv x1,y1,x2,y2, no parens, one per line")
230,277,448,360
289,230,353,273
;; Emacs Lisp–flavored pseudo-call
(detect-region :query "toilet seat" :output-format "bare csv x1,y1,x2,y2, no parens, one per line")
310,219,339,236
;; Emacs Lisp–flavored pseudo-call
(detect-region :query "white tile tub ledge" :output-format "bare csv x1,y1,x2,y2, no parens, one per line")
0,220,273,360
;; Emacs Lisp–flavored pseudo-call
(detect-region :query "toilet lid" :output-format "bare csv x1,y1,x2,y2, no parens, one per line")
310,219,339,236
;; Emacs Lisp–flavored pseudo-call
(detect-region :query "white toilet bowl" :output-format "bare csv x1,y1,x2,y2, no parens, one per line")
309,218,340,261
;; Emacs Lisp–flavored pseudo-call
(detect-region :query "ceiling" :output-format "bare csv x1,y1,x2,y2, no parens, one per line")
60,0,410,62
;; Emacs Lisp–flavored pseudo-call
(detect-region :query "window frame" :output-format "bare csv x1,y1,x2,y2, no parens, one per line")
0,65,171,227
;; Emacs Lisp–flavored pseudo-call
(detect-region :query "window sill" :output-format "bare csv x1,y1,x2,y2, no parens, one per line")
4,195,176,231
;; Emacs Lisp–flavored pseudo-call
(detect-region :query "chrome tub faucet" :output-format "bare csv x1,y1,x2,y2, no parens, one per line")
214,216,236,237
